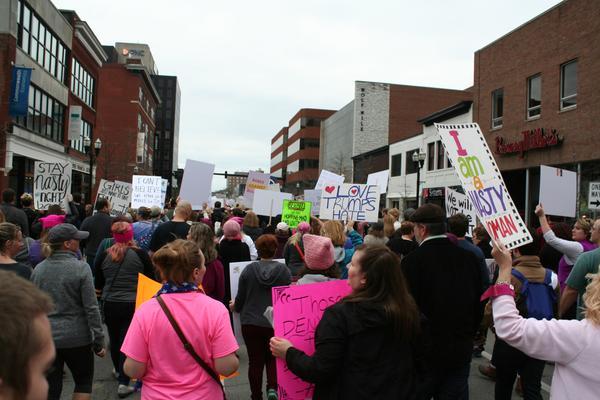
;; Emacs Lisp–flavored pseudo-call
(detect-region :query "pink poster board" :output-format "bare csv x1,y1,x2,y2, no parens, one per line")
272,280,352,399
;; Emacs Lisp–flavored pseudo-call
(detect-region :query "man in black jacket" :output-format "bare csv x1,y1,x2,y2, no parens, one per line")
0,189,30,236
401,203,483,400
80,198,113,274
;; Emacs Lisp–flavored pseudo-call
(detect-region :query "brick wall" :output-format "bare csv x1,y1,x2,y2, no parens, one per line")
0,34,17,189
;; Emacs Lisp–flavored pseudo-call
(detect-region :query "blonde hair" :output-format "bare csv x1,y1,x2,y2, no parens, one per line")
576,217,593,240
583,269,600,325
321,220,345,246
383,214,396,238
152,239,204,284
388,208,400,221
243,211,260,228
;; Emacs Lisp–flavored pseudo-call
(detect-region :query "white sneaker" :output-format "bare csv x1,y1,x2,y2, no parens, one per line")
117,384,135,398
112,368,119,380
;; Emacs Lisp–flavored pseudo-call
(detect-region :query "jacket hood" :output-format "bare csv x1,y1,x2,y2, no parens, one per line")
333,246,345,263
252,260,290,286
297,274,337,285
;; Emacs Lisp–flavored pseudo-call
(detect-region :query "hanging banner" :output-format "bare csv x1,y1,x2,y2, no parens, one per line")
435,123,531,249
131,175,163,209
445,187,476,236
33,161,72,210
272,280,352,400
319,184,380,222
281,200,312,228
252,189,293,217
9,66,32,116
366,169,389,194
95,179,132,217
244,171,270,205
68,106,82,140
314,169,345,191
539,165,577,217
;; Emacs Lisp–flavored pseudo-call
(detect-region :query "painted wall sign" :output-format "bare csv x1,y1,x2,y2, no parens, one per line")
495,128,562,157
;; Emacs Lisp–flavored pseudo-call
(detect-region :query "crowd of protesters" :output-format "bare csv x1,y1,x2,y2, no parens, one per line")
1,187,600,400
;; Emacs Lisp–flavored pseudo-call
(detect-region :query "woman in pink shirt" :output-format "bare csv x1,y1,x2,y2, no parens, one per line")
488,241,600,399
121,239,239,399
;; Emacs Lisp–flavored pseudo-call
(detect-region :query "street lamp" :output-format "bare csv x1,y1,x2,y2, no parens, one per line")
83,137,102,204
412,150,426,207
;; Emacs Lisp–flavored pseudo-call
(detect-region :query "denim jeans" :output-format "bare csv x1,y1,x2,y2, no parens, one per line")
493,339,545,400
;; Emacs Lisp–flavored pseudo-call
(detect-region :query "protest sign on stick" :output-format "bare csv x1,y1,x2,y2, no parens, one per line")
272,280,351,399
367,169,389,194
303,190,321,216
539,165,577,217
319,184,380,222
445,187,477,236
281,200,311,228
131,175,163,209
244,171,271,204
435,123,531,249
34,161,72,210
314,169,344,191
178,160,215,209
95,179,132,217
252,189,293,217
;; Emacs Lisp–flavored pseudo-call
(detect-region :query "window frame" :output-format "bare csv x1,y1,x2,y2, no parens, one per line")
491,88,503,129
526,74,542,120
560,59,577,110
391,154,402,177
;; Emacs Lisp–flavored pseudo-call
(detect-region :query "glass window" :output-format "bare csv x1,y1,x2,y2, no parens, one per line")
70,120,91,152
491,88,503,128
435,141,444,170
70,58,95,108
14,85,65,142
427,142,435,171
391,154,402,176
527,75,541,119
561,60,577,109
405,149,420,175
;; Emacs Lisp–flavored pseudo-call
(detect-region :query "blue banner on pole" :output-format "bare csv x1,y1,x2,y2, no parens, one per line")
9,66,32,117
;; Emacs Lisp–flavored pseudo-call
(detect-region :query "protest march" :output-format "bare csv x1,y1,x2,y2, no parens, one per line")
3,1,600,400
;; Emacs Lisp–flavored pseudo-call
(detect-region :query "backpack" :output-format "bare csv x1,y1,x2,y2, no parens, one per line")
511,268,557,320
137,221,158,251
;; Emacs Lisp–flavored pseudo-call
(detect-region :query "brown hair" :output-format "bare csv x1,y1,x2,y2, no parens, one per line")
472,225,490,242
0,222,20,253
399,221,414,235
310,216,322,236
321,220,345,246
256,234,278,259
187,222,218,263
107,222,138,263
343,245,420,338
152,239,204,284
575,216,593,240
243,211,260,228
383,214,396,238
388,208,400,221
0,271,53,399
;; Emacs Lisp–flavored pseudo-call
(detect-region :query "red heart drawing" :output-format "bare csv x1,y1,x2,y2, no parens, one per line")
325,186,335,194
351,188,358,195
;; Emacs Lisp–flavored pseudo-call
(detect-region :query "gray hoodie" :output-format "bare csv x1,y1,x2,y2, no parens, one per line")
296,274,338,285
234,260,291,328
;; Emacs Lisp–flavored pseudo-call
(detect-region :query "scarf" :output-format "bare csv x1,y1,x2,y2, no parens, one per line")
156,281,199,296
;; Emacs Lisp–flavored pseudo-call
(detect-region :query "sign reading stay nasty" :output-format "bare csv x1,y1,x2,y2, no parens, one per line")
435,123,531,249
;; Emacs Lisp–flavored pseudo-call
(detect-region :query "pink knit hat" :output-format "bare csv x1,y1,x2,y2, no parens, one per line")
302,234,335,270
40,214,66,230
297,221,310,234
223,219,241,239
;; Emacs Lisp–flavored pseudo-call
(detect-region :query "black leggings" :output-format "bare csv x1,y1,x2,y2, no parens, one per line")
104,301,136,385
47,344,94,400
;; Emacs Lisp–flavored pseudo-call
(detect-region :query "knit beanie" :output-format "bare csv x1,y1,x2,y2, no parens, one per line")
223,219,241,239
40,214,66,230
303,234,335,271
297,221,310,234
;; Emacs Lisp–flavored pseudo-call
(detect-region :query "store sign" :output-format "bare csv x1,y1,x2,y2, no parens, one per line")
495,128,562,157
122,48,145,57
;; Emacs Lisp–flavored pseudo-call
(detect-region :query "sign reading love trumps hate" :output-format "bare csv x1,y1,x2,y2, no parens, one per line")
34,161,72,210
319,184,380,222
435,123,531,249
272,280,352,400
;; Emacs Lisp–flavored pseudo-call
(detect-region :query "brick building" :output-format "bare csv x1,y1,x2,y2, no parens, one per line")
95,44,160,190
270,109,335,194
473,0,600,223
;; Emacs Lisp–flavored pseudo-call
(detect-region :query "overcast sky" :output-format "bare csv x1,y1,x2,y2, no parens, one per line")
55,0,562,189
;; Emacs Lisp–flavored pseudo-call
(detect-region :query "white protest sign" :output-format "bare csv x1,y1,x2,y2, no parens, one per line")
539,165,577,218
178,160,215,209
588,182,600,210
252,189,293,217
315,169,344,191
34,161,72,210
367,169,389,194
269,183,281,192
435,123,531,249
303,189,321,216
320,184,380,222
230,259,284,345
161,179,168,208
445,187,477,236
96,179,132,217
244,171,271,204
131,175,163,209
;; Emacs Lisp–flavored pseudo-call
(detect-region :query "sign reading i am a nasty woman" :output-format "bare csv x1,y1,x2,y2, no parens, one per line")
319,184,380,222
435,123,531,249
34,161,72,210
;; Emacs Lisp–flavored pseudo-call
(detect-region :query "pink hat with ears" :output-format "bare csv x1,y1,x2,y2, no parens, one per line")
40,214,66,230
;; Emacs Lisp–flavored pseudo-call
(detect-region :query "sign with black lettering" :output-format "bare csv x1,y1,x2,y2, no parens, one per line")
34,161,72,210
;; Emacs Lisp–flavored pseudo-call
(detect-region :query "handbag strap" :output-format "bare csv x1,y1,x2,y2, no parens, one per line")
294,242,305,261
156,295,225,396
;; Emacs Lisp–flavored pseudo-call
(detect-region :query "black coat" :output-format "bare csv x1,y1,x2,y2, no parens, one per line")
286,301,429,400
400,237,483,370
218,239,251,305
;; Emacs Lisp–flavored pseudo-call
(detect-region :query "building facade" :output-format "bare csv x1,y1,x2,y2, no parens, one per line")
226,171,247,197
270,109,335,194
95,44,160,189
473,0,600,223
151,74,180,198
